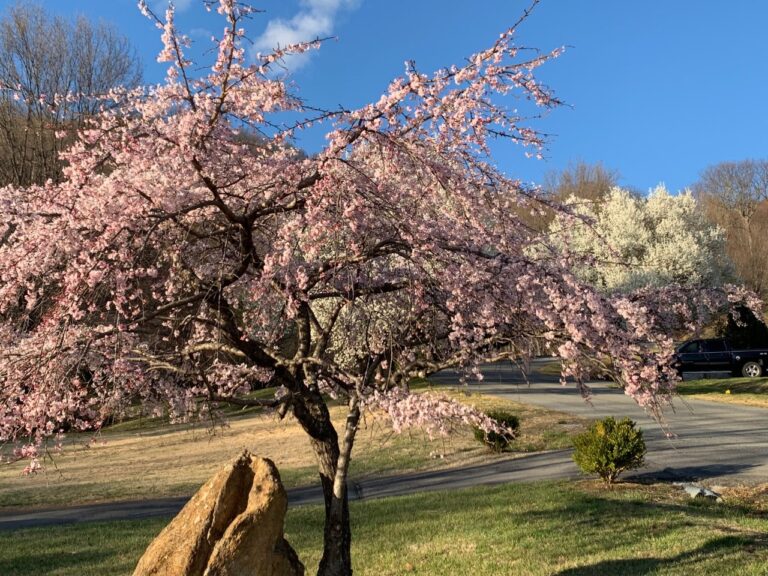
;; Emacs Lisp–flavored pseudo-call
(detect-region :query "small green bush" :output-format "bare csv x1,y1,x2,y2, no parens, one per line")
572,416,646,485
473,410,520,453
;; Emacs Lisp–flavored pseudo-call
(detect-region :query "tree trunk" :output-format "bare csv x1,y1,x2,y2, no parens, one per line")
317,398,359,576
292,390,357,576
313,435,353,576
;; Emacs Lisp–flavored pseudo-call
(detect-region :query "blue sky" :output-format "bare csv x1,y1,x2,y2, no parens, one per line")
5,0,767,194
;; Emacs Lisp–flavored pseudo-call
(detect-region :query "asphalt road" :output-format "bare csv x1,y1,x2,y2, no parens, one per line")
2,360,766,531
434,360,768,485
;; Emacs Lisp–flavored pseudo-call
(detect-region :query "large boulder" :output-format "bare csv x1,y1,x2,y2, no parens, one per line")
134,452,304,576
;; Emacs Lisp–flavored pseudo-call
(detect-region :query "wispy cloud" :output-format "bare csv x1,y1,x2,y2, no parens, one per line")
189,27,214,41
152,0,194,13
253,0,361,72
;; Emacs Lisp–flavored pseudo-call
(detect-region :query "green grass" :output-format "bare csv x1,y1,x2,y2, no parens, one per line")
1,481,766,575
676,377,768,408
0,517,169,576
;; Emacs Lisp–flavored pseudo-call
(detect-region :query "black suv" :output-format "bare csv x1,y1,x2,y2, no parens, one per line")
674,338,768,377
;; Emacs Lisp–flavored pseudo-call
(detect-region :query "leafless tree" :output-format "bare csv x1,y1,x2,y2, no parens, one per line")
693,160,768,298
0,2,141,186
519,161,620,232
544,160,619,205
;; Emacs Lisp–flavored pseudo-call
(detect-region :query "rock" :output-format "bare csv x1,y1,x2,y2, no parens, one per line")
204,457,303,576
134,452,304,576
676,482,722,502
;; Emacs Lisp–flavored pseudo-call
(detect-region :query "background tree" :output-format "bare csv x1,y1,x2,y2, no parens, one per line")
517,161,619,232
0,3,753,575
0,2,141,186
693,160,768,300
545,161,619,205
546,186,732,293
717,305,768,349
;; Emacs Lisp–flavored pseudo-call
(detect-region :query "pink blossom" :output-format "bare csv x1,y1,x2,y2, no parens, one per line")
0,5,756,558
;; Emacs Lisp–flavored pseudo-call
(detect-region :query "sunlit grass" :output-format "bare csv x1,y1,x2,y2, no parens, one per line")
2,481,766,576
676,377,768,408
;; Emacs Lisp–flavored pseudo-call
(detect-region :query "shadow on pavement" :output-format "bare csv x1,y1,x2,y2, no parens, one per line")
289,449,578,505
627,463,756,483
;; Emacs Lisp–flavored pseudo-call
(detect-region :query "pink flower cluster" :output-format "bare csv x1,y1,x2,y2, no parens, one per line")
0,0,757,468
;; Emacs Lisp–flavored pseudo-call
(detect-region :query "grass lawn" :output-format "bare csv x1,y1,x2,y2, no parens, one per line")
1,480,766,575
0,389,587,510
676,377,768,408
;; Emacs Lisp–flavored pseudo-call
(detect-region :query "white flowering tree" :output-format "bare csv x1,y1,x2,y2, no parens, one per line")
547,186,732,293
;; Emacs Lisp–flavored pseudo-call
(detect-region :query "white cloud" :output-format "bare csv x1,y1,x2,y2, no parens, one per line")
253,0,360,71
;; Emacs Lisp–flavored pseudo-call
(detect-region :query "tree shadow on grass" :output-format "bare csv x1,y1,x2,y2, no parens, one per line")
554,535,764,575
0,517,166,576
506,484,767,575
517,482,766,533
0,549,116,576
319,480,767,573
285,481,768,576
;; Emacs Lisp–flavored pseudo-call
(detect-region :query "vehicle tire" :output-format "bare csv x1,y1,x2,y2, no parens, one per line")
741,361,763,378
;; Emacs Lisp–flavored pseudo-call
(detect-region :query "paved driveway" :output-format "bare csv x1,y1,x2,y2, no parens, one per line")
1,360,765,530
432,360,768,484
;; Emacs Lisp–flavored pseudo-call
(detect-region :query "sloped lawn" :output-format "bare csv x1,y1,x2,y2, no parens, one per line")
1,481,766,575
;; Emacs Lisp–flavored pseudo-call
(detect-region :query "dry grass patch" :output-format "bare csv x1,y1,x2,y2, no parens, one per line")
712,483,768,513
0,410,320,509
0,390,586,510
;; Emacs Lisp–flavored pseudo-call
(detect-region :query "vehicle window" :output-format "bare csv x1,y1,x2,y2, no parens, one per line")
680,341,700,353
703,340,727,353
